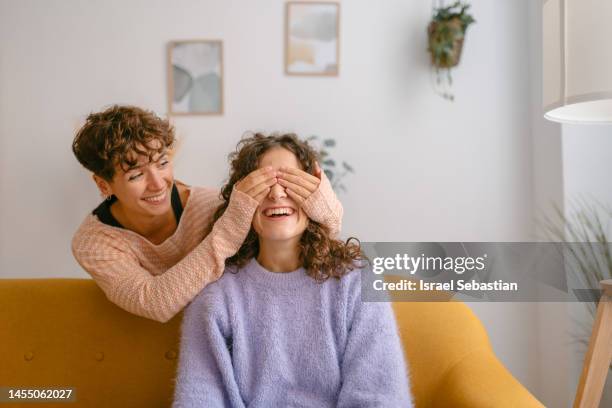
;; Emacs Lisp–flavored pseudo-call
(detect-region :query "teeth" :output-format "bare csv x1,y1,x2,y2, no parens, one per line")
264,207,294,217
143,191,166,202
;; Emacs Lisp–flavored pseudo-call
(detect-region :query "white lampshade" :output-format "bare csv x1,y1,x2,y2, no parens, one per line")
543,0,612,124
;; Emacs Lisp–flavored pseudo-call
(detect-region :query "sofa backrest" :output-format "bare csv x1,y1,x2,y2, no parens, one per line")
1,279,181,407
0,279,492,407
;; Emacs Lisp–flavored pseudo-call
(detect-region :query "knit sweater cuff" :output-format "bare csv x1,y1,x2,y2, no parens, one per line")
211,186,259,255
301,171,342,232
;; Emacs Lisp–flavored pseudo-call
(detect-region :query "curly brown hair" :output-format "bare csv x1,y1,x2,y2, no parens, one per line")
213,133,365,282
72,105,175,181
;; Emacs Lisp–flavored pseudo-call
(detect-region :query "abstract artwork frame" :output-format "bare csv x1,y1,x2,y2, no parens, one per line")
167,40,224,115
285,1,340,76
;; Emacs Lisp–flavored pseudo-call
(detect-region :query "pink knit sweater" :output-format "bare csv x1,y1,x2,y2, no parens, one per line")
71,175,342,323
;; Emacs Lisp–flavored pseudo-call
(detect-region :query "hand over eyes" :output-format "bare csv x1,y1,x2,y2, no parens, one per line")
235,167,277,202
276,162,322,206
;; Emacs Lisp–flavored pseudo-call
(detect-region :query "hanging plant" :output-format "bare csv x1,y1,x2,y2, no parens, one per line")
427,1,475,101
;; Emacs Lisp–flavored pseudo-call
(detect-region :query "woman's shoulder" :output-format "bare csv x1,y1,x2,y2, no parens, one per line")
197,265,242,295
188,266,243,318
179,182,223,210
335,265,364,292
331,266,371,320
71,213,127,254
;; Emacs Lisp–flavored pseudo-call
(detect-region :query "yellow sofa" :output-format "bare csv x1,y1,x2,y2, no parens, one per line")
0,279,544,407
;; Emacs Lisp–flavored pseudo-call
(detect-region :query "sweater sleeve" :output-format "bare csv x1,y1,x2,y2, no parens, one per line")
300,170,343,237
337,273,414,407
71,188,258,323
172,288,245,408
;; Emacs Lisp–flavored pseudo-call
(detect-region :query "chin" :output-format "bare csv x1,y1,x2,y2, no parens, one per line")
261,233,300,242
146,206,171,216
138,200,171,216
254,213,308,242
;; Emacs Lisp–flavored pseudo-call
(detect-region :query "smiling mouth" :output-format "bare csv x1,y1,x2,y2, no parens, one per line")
263,207,295,218
142,191,166,203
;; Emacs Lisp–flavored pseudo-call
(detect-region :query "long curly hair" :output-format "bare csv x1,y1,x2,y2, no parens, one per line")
213,133,364,282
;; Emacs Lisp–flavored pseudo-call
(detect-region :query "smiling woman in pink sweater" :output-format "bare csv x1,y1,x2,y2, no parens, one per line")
70,105,342,322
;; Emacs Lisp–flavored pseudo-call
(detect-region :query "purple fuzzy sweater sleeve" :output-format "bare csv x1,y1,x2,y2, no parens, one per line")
337,278,414,407
172,287,244,408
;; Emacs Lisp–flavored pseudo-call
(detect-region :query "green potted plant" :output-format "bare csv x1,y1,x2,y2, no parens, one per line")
544,200,612,377
427,1,476,100
306,136,354,194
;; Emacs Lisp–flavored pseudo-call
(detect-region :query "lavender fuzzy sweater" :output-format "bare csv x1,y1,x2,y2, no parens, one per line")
173,258,413,407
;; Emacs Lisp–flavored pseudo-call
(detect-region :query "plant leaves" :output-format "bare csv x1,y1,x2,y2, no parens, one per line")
323,139,336,147
323,159,336,167
342,161,354,172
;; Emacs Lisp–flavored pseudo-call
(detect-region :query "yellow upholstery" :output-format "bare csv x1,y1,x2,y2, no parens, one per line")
0,279,544,407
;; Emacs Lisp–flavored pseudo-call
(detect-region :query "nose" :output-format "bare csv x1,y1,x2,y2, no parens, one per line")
147,168,166,191
268,182,287,201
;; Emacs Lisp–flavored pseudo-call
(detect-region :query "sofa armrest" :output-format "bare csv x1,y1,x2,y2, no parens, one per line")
430,347,544,408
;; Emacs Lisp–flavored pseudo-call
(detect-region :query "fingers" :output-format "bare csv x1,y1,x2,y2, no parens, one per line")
277,178,311,200
244,167,277,191
277,167,319,192
236,165,322,204
236,167,277,196
238,178,276,198
248,179,276,201
253,187,271,202
284,187,305,206
278,166,320,185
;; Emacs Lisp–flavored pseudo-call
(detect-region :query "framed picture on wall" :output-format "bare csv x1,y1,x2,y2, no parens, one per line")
285,1,340,76
167,40,223,115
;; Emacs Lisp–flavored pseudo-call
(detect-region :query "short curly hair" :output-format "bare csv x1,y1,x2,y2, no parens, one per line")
213,132,364,282
72,105,175,181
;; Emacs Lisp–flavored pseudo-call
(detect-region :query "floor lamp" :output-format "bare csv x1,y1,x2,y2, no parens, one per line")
543,1,612,406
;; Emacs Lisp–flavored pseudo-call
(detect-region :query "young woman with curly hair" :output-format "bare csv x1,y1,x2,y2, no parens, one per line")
173,134,412,407
71,106,342,323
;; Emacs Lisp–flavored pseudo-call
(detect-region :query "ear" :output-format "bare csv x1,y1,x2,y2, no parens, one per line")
313,161,322,179
92,174,112,197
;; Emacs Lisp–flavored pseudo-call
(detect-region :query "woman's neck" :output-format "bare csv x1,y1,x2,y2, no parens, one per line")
257,239,302,273
111,202,176,244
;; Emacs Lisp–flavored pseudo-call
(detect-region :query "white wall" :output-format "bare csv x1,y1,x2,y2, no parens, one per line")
526,1,571,406
563,124,612,207
1,0,543,401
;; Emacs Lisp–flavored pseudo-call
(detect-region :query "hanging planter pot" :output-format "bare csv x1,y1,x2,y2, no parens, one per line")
428,17,466,68
427,1,475,100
